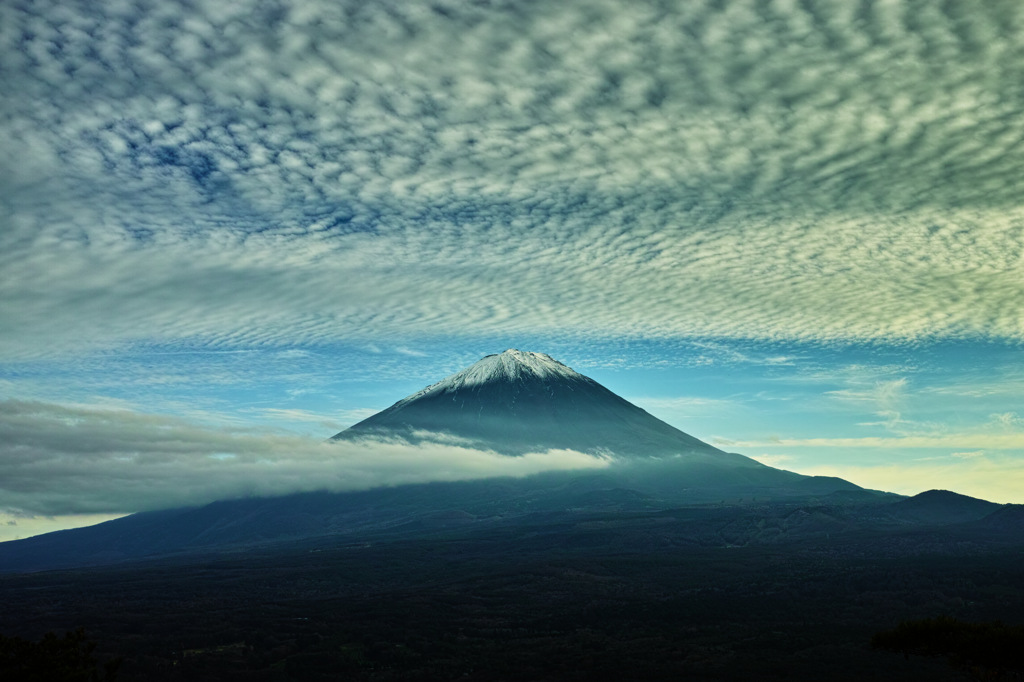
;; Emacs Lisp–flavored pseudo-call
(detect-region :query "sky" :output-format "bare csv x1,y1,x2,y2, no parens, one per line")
2,0,1024,541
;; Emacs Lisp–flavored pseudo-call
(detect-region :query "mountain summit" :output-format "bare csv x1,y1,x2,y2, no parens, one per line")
420,349,583,387
333,349,729,458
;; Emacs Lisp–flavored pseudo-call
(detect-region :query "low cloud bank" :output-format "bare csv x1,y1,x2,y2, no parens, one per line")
0,400,610,517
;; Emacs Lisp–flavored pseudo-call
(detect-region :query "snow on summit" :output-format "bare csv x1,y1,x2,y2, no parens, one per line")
333,348,765,461
470,350,582,384
408,349,585,399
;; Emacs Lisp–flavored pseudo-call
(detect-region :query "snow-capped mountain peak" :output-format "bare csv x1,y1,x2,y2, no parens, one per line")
403,349,585,401
456,349,582,385
333,349,730,459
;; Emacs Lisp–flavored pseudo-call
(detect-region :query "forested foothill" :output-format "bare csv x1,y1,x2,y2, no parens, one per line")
2,497,1023,681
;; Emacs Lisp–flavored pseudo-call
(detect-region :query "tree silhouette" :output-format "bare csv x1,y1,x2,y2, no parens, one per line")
872,616,1024,680
0,629,120,681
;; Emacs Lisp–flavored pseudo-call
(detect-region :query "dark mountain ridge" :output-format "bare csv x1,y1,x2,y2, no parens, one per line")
0,465,864,573
0,349,961,574
888,489,1000,524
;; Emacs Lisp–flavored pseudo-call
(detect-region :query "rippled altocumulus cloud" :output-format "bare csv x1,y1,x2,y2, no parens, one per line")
3,0,1024,358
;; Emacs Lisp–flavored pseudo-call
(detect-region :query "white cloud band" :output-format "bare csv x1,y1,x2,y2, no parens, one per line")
0,400,608,516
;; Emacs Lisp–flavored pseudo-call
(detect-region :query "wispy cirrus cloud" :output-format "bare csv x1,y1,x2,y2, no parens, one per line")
2,0,1024,359
737,433,1024,450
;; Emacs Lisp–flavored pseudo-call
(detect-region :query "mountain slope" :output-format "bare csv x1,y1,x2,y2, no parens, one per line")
0,350,870,573
333,349,731,459
969,504,1024,533
888,489,1001,524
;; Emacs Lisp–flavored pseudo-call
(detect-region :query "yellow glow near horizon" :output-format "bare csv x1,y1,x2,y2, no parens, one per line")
0,513,127,544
